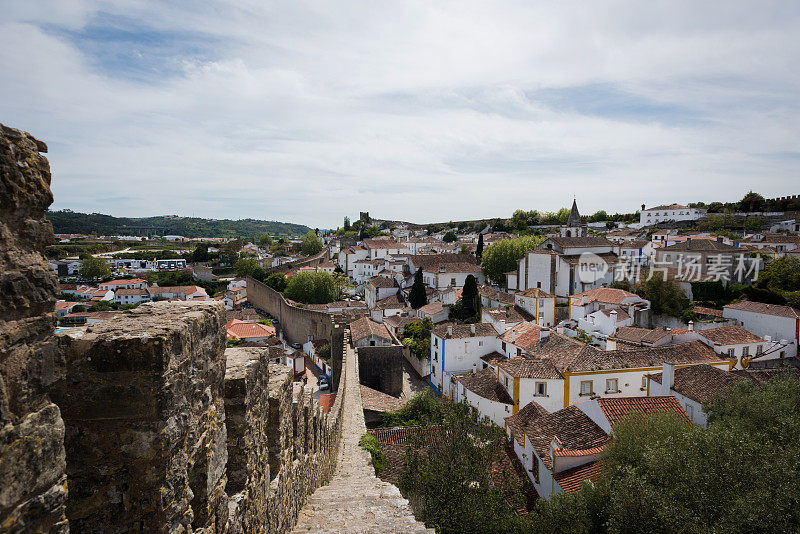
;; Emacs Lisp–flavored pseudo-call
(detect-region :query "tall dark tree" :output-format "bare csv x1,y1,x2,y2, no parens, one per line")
476,233,484,260
462,274,480,318
408,268,428,309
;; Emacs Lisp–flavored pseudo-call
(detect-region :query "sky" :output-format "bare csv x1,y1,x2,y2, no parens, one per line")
2,1,799,229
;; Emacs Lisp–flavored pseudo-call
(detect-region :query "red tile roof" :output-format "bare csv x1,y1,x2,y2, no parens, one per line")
456,368,514,404
698,325,764,345
225,319,276,340
360,385,406,413
553,461,604,494
724,300,800,319
349,316,392,342
499,321,543,350
497,358,563,380
318,393,337,414
597,396,691,428
572,287,640,305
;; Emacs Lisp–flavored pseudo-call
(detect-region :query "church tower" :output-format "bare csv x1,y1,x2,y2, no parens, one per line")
560,198,587,237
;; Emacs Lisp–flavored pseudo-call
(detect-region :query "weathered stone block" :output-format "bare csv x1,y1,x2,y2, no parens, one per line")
0,124,67,532
53,301,229,533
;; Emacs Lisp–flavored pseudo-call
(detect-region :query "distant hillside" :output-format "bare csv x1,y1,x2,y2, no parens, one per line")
47,210,312,239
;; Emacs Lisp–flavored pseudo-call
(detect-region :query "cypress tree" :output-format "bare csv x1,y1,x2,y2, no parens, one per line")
462,274,480,319
409,268,428,309
476,233,484,260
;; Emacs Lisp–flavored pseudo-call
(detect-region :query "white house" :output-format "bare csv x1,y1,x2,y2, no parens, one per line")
514,288,556,327
769,219,800,234
510,236,619,297
639,204,706,226
99,278,148,291
505,395,690,499
617,240,653,266
694,325,768,368
365,276,398,308
147,285,208,301
722,301,799,358
648,362,800,427
113,288,151,305
430,323,498,397
454,367,515,426
362,238,410,260
350,316,394,348
49,259,82,277
569,287,650,335
407,254,484,290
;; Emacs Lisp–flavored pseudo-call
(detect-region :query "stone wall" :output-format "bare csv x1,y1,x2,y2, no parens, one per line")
246,276,346,388
0,124,68,532
356,345,404,397
53,301,229,532
225,337,347,533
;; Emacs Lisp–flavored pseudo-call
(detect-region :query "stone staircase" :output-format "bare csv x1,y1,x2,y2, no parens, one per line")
292,343,431,533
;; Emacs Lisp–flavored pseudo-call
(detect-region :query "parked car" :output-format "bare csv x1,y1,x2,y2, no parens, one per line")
318,376,330,391
290,342,302,350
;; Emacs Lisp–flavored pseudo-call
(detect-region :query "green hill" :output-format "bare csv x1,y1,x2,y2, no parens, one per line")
47,210,312,239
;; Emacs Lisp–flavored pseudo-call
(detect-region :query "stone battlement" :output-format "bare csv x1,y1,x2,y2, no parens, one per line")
0,124,426,533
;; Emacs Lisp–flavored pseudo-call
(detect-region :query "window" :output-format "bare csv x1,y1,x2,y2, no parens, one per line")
580,380,593,396
502,341,506,351
727,348,735,357
451,277,456,286
478,341,483,347
504,375,509,388
756,345,763,355
537,282,541,288
685,403,694,419
606,378,618,393
434,338,438,347
742,346,749,357
535,382,546,396
434,351,438,362
641,376,647,389
370,340,376,346
517,348,522,356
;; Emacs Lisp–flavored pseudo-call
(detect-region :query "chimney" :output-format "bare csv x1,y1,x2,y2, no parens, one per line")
610,309,617,322
470,324,476,335
556,325,565,335
663,362,676,390
499,319,506,332
447,325,453,337
641,204,646,211
472,362,477,375
688,320,694,331
540,328,550,340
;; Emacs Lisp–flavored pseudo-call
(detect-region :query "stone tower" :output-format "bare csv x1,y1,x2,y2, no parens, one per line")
561,198,587,238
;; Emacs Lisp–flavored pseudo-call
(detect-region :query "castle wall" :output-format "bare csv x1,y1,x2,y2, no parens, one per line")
53,301,230,532
0,124,68,532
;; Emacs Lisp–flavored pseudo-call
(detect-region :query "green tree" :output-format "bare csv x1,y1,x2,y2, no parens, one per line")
401,318,433,361
744,216,765,232
397,399,526,533
759,256,800,293
234,258,265,279
589,210,608,223
636,271,688,317
343,216,351,230
442,231,457,243
283,271,337,304
476,233,484,260
264,272,288,292
259,233,273,247
461,274,481,321
301,231,323,256
480,235,543,286
528,378,800,533
408,268,428,309
739,191,766,212
79,255,111,281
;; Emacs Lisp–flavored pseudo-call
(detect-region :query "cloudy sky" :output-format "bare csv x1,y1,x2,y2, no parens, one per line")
2,1,799,228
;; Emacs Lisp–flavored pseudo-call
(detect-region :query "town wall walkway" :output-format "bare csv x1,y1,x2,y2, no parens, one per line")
292,340,432,533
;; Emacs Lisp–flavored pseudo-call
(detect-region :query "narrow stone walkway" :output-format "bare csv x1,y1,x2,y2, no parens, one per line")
292,341,432,533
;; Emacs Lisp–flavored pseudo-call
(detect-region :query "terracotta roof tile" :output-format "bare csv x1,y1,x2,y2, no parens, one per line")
497,358,563,380
698,325,764,345
553,461,604,494
349,316,393,342
596,396,691,427
724,300,800,319
456,368,514,404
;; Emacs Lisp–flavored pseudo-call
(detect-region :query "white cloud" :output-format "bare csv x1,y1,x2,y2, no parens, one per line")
1,0,799,227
